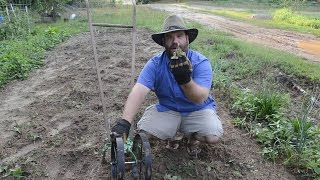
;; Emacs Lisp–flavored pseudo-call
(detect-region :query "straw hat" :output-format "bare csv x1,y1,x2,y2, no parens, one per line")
151,15,198,46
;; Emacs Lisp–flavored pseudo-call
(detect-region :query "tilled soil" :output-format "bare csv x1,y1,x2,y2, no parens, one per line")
0,28,297,179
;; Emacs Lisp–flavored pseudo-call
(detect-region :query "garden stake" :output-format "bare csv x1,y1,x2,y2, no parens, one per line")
85,0,152,179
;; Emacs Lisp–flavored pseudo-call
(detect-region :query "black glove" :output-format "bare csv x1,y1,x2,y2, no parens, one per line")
111,119,131,138
170,52,192,85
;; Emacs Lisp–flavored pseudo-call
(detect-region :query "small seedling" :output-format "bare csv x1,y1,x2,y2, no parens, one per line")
29,133,41,143
13,126,22,135
8,166,26,179
0,165,8,174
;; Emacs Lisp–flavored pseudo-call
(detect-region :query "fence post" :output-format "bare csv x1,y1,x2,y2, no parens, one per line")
5,6,10,21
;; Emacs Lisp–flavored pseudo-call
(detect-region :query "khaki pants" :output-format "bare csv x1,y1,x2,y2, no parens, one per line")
137,105,223,140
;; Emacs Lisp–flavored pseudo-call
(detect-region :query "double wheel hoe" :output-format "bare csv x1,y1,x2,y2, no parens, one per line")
102,132,152,180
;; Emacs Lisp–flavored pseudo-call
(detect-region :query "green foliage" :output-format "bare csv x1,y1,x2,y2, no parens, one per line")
232,89,288,123
273,8,320,29
209,10,253,19
0,26,70,87
0,16,86,87
253,120,294,161
137,0,150,4
0,165,27,179
8,166,26,179
202,0,319,8
0,9,31,41
0,165,8,174
32,0,72,14
196,1,320,36
212,59,233,90
124,137,134,154
0,0,6,6
232,88,320,178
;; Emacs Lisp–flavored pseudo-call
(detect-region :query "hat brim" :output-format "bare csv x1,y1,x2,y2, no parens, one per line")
151,28,198,47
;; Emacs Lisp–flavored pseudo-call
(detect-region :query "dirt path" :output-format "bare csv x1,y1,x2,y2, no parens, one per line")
147,3,320,63
0,28,298,179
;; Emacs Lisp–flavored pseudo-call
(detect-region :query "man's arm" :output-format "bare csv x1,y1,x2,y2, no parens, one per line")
122,83,151,123
181,79,209,104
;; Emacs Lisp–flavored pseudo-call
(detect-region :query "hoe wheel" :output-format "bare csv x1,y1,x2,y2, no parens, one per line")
111,137,125,180
132,133,152,180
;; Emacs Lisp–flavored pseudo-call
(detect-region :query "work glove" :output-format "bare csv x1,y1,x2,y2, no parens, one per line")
170,46,192,85
111,119,131,139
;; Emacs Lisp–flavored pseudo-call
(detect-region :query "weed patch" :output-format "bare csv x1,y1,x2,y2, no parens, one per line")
273,8,320,29
231,88,320,178
0,19,86,88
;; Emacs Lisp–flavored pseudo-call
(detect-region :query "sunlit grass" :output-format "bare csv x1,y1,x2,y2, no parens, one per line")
209,10,253,19
182,0,320,12
194,8,320,37
90,6,167,32
188,23,320,82
168,0,320,36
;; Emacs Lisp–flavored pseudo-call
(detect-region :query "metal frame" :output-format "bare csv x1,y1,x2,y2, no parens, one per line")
109,133,152,180
85,0,136,138
85,2,151,179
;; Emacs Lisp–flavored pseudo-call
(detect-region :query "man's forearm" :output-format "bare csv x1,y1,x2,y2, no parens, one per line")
181,79,209,104
122,83,150,123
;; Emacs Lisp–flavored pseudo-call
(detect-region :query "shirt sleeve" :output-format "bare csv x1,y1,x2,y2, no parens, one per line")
192,59,213,89
137,59,156,90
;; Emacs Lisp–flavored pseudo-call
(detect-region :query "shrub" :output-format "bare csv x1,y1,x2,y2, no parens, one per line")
232,89,288,123
0,26,68,87
273,8,320,29
0,8,31,40
137,0,151,4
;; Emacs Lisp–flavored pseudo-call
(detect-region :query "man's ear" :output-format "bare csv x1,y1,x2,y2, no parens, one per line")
162,36,165,46
185,32,190,44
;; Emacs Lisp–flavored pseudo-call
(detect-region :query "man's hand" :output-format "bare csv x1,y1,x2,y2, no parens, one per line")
111,119,131,139
170,48,192,85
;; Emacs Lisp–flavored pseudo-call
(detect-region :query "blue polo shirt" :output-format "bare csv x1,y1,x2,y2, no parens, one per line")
137,49,215,115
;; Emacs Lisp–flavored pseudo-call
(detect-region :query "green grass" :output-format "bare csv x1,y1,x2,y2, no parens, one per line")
273,8,320,29
181,0,273,9
0,20,87,87
170,0,320,36
194,8,320,37
209,9,253,19
181,0,320,12
91,5,167,32
191,24,320,82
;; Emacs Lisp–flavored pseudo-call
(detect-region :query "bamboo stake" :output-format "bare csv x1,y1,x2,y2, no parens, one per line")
85,0,110,138
92,23,133,28
130,0,136,87
10,3,16,17
5,6,10,21
25,6,31,33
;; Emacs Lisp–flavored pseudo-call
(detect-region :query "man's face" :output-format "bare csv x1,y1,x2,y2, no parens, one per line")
163,30,189,58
